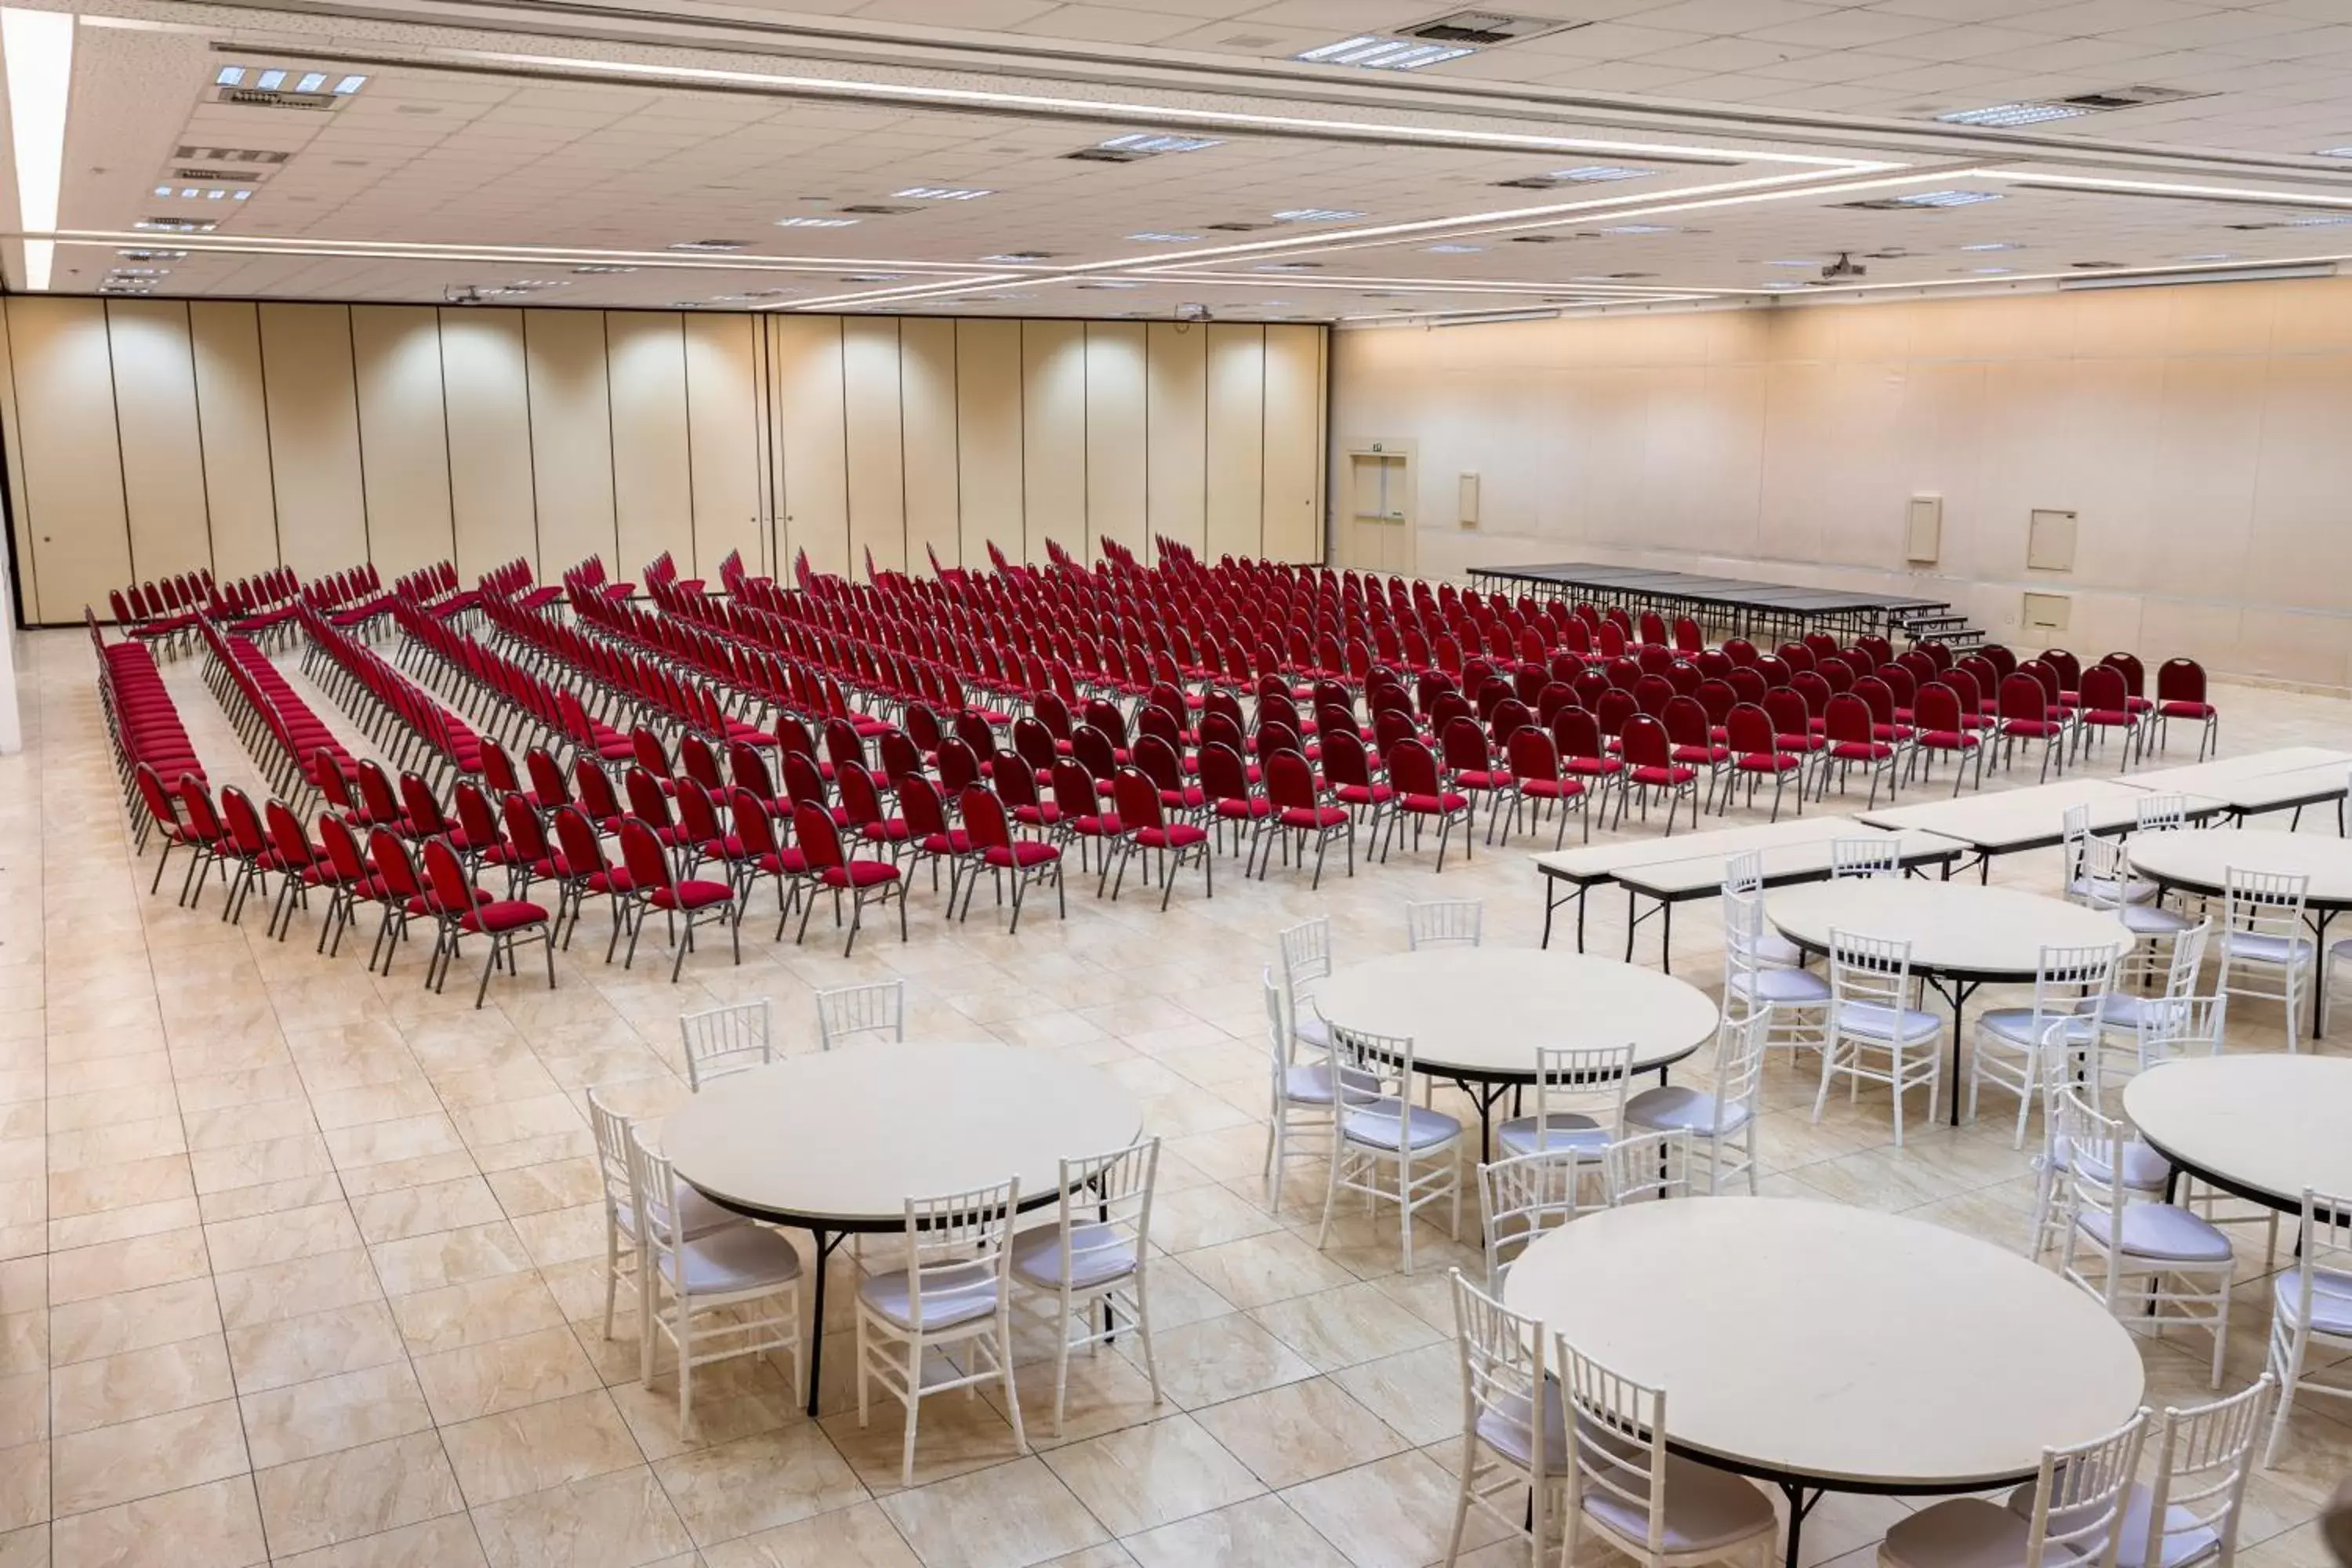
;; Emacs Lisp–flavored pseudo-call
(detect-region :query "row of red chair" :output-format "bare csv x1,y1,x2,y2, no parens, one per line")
89,612,207,830
196,615,352,804
296,604,484,792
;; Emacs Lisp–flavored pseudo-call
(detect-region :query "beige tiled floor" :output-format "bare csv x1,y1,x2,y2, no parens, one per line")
5,623,2352,1568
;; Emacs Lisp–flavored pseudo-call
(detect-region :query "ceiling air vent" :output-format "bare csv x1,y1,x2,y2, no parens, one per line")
1203,221,1274,232
1401,10,1584,45
2060,85,2210,111
172,166,264,183
176,145,290,164
1508,234,1572,244
668,239,747,253
216,85,339,111
837,204,920,216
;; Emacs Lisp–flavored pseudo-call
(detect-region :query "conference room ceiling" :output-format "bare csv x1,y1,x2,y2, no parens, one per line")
9,0,2352,321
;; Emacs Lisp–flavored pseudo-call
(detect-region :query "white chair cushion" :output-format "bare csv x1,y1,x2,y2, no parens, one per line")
2098,993,2169,1030
2048,1137,2171,1191
2070,874,2157,906
1729,967,1831,1006
1010,1220,1138,1292
2220,931,2314,967
1283,1062,1382,1106
1581,1452,1776,1553
858,1258,1003,1331
1294,1014,1332,1051
1340,1099,1462,1152
1475,1380,1567,1475
1884,1497,2047,1568
665,1223,803,1298
1978,1009,2097,1048
1755,931,1806,967
617,1185,742,1245
2122,905,2194,937
2272,1265,2352,1338
1494,1114,1606,1159
1836,1001,1943,1044
2075,1203,2233,1264
1622,1084,1750,1137
2005,1479,2206,1568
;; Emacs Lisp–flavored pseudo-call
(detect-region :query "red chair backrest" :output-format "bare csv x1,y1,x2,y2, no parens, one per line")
2042,648,2082,691
264,800,315,869
2156,657,2205,705
574,760,622,821
1594,688,1638,739
1265,750,1318,811
781,750,829,808
960,786,1014,851
1915,682,1962,734
479,739,521,796
2019,659,2063,705
1386,738,1442,797
1941,666,1982,715
1824,694,1874,745
1072,724,1120,782
1552,706,1605,763
453,782,501,850
836,761,887,829
527,748,571,806
678,732,724,793
420,838,475,915
2099,652,2144,696
357,760,402,825
1134,733,1186,793
676,779,724,845
1620,716,1673,769
1661,695,1711,750
631,728,672,779
625,768,674,829
220,786,269,855
1439,716,1490,772
318,813,369,884
792,802,846,870
1050,760,1099,823
617,819,674,892
1111,767,1163,831
1853,676,1897,728
501,793,551,862
1312,731,1370,792
2081,664,2129,713
1506,727,1559,782
1728,668,1769,706
551,805,604,877
1726,702,1775,754
370,828,423,899
1763,688,1811,740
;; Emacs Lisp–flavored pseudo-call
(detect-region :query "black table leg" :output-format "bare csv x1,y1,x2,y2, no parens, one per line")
2310,909,2336,1041
803,1226,847,1417
1924,976,1980,1126
1780,1483,1821,1568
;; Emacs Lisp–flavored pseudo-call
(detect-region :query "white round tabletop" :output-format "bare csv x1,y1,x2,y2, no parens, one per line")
1502,1198,2146,1491
666,1042,1142,1229
2124,1054,2352,1212
1767,880,2131,978
2125,828,2352,909
1313,949,1720,1082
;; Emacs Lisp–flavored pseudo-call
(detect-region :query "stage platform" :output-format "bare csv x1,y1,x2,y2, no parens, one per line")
1466,561,1961,644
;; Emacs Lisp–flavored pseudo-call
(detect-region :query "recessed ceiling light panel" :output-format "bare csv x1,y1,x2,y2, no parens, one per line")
773,216,858,228
1294,34,1475,70
895,187,993,201
1272,208,1365,223
1936,102,2095,128
1127,232,1200,243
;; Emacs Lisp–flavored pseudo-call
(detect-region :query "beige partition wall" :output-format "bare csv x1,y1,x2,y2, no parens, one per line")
1330,276,2352,691
1,297,1329,626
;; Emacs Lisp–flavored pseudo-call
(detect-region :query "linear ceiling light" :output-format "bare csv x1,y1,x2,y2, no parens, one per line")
2,7,73,289
1976,169,2352,210
1935,103,2094,128
1294,34,1475,71
2059,263,2336,290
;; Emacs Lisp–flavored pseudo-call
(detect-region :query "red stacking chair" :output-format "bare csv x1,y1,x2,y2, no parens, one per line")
1909,682,1984,797
314,814,383,959
1995,672,2068,782
2074,663,2143,769
1821,692,1901,808
259,799,329,942
1050,758,1122,880
1438,715,1509,840
134,765,219,904
365,827,431,974
615,817,739,980
1381,737,1473,871
2154,657,2218,760
837,760,911,856
1261,748,1351,890
420,837,553,1008
1497,727,1588,848
1105,767,1210,910
550,804,633,959
958,786,1064,932
1724,702,1804,822
1618,714,1698,835
789,801,903,956
215,786,276,928
895,775,976,913
1661,695,1731,816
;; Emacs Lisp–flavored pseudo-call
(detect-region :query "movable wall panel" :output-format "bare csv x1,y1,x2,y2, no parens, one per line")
522,309,618,575
2,295,1328,626
605,312,695,578
440,309,538,583
187,302,281,582
771,314,850,579
6,297,131,622
1205,324,1268,564
257,303,368,579
1261,323,1327,563
1022,320,1088,565
1145,321,1207,557
1085,322,1148,563
899,318,960,573
683,312,762,580
106,301,212,585
350,305,456,579
954,318,1022,568
843,318,908,575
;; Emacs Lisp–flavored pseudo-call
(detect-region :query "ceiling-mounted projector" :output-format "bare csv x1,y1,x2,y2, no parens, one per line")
1820,252,1867,281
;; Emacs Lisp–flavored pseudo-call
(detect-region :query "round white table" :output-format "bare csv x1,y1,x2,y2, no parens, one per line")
1768,880,2132,1123
667,1042,1141,1415
2124,1054,2352,1214
1313,949,1721,1149
2125,828,2352,1039
1504,1198,2145,1568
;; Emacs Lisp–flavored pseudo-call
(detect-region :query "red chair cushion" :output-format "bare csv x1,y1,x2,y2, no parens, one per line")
983,842,1060,868
651,879,732,910
1138,823,1207,849
460,900,548,934
1399,790,1469,813
822,862,900,888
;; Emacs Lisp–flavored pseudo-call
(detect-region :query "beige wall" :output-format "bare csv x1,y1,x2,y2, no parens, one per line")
2,301,1327,625
1331,276,2352,692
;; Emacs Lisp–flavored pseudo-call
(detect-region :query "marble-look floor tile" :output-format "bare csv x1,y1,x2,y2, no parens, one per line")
877,1457,1109,1568
252,1430,466,1558
49,1397,249,1515
47,1475,267,1568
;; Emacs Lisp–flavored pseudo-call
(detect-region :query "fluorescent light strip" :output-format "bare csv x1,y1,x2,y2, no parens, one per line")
1140,270,1748,296
780,273,1025,312
1976,169,2352,209
42,232,981,274
2,7,74,290
459,45,1869,169
1109,169,1991,275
